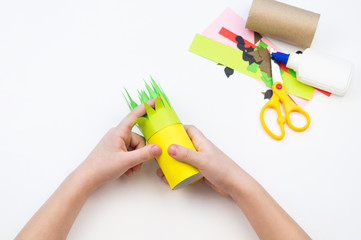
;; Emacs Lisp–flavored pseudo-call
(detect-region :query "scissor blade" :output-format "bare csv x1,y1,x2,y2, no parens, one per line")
270,48,283,84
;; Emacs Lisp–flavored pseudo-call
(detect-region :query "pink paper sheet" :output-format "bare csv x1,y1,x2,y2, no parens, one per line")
202,8,314,108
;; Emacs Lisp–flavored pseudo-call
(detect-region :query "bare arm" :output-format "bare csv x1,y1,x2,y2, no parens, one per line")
15,100,161,240
15,168,95,240
229,169,310,240
157,125,310,240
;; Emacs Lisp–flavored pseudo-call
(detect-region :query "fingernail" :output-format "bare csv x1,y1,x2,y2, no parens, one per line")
168,144,178,156
151,145,161,156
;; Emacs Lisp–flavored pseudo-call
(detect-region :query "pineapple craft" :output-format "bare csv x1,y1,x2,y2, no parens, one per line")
124,78,203,190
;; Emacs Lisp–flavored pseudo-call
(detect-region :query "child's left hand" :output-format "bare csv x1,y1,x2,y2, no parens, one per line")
75,98,161,190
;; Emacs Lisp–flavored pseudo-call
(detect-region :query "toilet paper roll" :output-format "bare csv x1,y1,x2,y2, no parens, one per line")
246,0,320,48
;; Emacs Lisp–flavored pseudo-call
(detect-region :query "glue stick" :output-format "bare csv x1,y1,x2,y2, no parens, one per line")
271,49,353,96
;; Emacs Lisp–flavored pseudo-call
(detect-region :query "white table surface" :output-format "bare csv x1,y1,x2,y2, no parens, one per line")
1,0,360,239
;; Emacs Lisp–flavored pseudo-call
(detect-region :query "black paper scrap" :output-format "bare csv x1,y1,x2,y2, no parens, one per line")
264,89,273,99
254,32,262,44
224,67,234,78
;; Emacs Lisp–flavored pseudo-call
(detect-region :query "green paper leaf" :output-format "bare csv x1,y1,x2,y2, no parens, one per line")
125,89,138,109
288,68,297,78
155,97,164,110
122,91,132,110
247,62,259,73
144,102,156,117
261,71,273,88
123,78,182,140
258,41,268,49
145,81,157,99
138,90,149,103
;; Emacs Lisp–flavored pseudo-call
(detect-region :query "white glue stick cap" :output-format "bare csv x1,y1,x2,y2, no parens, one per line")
286,53,302,72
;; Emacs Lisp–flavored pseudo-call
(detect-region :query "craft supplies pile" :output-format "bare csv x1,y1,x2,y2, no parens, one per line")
124,0,354,189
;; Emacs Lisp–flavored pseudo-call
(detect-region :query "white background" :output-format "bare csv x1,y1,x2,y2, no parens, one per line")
1,0,360,239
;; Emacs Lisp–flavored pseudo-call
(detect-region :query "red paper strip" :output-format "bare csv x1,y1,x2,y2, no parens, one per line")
218,27,256,48
315,88,332,96
278,62,289,73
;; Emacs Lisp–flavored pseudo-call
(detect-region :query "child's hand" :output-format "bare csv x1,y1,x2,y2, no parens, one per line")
156,125,243,197
77,99,161,189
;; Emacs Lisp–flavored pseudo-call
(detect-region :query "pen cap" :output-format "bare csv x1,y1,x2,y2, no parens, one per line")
271,52,290,65
287,49,353,96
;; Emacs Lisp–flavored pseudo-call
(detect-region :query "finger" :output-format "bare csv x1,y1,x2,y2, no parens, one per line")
156,168,168,184
116,98,157,134
156,168,164,177
124,144,161,168
162,176,168,184
125,169,133,177
183,125,209,151
167,144,202,168
133,163,142,172
129,132,146,150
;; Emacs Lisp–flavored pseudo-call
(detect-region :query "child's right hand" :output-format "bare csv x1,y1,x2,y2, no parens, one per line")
156,125,244,197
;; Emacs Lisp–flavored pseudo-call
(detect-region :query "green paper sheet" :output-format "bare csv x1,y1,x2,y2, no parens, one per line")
189,34,315,100
189,34,263,82
281,71,314,100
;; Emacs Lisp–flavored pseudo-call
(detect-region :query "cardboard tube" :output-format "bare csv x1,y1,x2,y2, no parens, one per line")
246,0,320,48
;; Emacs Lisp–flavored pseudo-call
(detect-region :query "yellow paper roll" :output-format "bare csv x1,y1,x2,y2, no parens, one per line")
148,123,203,190
125,79,202,190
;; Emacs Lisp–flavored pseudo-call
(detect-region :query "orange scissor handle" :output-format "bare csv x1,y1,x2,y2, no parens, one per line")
260,82,311,140
260,91,286,140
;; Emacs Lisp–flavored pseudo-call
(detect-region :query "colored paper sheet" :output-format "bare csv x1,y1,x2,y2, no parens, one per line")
202,8,281,52
189,34,264,82
219,27,256,48
218,26,314,100
280,71,314,100
189,34,315,100
219,28,272,79
200,8,319,101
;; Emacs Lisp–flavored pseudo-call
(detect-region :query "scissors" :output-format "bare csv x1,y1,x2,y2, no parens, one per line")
260,48,310,140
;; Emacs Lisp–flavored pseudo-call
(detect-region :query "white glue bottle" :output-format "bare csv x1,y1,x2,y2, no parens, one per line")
271,49,353,96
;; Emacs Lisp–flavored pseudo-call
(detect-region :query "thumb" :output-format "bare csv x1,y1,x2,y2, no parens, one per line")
168,144,201,167
125,144,161,167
